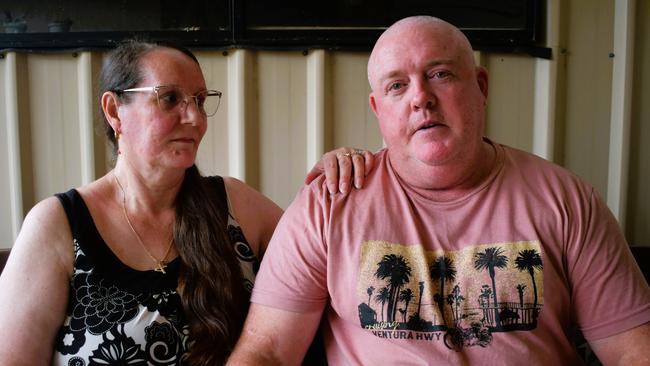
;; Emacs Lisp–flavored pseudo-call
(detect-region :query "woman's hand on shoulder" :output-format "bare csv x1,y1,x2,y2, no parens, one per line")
0,196,73,363
222,177,283,259
304,147,375,195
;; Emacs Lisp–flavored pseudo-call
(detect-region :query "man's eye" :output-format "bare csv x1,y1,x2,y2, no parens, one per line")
388,82,405,92
430,71,451,79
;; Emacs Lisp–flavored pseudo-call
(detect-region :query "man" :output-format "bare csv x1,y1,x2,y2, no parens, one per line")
228,16,650,365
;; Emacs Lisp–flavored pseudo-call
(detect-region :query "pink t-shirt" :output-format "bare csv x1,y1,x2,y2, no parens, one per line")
252,143,650,365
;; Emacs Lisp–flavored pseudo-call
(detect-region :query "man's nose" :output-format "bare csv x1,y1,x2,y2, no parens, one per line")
411,79,435,110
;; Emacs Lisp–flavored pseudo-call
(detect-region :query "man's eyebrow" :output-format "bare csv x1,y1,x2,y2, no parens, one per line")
425,59,455,68
378,70,403,84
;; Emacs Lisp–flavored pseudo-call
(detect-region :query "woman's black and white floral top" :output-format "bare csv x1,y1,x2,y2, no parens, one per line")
52,177,258,365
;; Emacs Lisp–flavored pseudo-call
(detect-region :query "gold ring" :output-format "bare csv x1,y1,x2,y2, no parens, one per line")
338,153,352,159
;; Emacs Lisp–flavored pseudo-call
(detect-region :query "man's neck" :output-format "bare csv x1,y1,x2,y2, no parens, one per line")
389,140,498,202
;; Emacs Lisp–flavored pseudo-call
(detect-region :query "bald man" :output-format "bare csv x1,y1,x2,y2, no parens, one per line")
228,16,650,365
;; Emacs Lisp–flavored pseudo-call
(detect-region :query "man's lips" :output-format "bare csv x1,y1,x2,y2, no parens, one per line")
416,121,445,131
171,137,196,143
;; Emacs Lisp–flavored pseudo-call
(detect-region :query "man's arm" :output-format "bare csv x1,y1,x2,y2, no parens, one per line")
228,304,323,366
589,321,650,365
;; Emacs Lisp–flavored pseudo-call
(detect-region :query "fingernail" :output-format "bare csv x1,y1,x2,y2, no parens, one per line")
328,184,337,195
340,182,349,194
354,179,361,189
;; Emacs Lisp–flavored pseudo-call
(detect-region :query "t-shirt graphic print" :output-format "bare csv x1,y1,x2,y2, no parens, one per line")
357,240,544,351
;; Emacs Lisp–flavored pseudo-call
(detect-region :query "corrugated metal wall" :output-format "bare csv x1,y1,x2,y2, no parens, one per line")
1,0,649,248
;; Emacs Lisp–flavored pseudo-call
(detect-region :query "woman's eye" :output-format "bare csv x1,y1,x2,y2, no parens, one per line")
159,92,180,106
195,93,207,107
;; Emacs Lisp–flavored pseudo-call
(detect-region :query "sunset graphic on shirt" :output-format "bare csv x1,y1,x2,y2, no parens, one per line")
357,240,544,350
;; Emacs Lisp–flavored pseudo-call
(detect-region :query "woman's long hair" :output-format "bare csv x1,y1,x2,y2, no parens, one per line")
99,40,248,364
175,165,248,364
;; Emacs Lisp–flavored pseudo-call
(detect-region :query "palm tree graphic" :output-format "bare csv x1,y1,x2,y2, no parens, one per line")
399,288,414,322
416,281,425,318
516,284,527,308
375,287,390,322
515,249,543,313
446,284,465,325
376,254,412,323
367,286,375,306
430,256,457,325
474,247,508,328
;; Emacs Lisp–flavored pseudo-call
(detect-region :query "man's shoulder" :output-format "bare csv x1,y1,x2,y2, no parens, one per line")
501,144,578,175
499,143,594,192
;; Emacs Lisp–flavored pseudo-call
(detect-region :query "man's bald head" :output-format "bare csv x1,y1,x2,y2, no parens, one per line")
367,16,476,91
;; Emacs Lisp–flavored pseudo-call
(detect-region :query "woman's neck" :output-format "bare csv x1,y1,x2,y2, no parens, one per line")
112,161,185,215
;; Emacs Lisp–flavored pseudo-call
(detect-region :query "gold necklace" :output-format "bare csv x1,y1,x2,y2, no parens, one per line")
114,172,174,274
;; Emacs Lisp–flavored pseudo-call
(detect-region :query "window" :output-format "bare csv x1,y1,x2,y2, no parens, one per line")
0,0,549,58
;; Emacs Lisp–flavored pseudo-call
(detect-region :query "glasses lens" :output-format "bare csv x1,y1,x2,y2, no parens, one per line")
202,91,221,117
154,86,221,116
156,86,183,113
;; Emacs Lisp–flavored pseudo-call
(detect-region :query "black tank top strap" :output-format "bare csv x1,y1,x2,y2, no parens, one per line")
54,189,91,242
203,175,230,222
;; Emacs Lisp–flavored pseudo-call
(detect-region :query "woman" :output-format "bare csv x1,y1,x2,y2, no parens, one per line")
0,41,371,365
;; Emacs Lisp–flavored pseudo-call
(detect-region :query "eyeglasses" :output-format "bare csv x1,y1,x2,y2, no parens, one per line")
119,85,222,117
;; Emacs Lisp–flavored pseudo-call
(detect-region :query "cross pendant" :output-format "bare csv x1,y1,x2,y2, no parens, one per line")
154,262,167,274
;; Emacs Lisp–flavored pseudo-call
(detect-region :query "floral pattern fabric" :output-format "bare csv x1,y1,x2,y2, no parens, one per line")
52,181,257,366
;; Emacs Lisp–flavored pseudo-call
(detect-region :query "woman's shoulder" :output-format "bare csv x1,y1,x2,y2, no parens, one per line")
26,178,110,263
25,196,71,236
218,176,264,203
220,175,246,192
11,195,74,275
218,176,283,258
220,176,282,215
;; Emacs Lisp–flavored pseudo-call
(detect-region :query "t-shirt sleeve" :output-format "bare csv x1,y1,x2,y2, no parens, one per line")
250,178,330,313
567,188,650,340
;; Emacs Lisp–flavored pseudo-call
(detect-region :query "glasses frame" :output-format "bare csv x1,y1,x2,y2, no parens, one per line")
119,85,223,117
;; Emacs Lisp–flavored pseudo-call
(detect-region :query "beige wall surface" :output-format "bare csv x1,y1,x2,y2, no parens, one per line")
562,0,615,199
1,0,649,248
26,55,83,201
0,57,11,241
330,53,384,151
194,52,231,178
256,52,309,207
627,0,650,245
484,55,536,153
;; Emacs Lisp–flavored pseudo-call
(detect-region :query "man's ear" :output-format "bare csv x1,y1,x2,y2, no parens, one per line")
369,93,379,117
101,91,121,133
476,66,489,100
